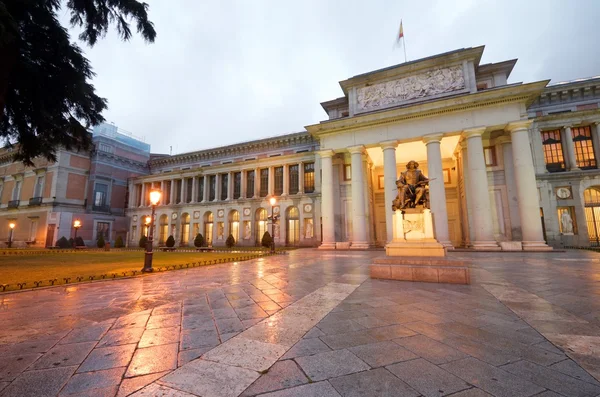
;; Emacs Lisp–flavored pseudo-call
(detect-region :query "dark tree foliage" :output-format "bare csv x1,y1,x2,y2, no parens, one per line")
165,235,175,248
261,231,272,248
114,235,124,248
56,236,70,248
96,234,105,248
139,234,147,248
194,233,205,248
226,234,235,248
0,0,155,165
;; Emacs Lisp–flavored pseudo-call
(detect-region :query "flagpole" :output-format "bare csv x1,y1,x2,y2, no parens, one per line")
403,36,407,63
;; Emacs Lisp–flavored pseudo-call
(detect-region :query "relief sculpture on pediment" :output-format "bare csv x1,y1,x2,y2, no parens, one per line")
356,65,465,112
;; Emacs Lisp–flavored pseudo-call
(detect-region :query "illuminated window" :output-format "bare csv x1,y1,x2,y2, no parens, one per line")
343,164,352,181
483,147,496,166
304,163,315,193
289,165,299,195
541,130,565,172
274,167,283,196
181,213,190,245
572,126,596,169
229,210,239,242
255,208,268,244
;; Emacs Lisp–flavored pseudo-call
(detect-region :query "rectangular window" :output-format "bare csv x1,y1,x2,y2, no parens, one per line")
484,147,497,166
186,178,193,203
246,171,255,198
304,163,315,193
34,175,44,197
209,175,216,201
12,180,22,200
94,183,108,206
572,126,596,169
96,222,110,240
260,168,269,197
343,164,352,181
221,173,228,200
164,181,171,204
289,165,299,195
175,180,182,203
541,129,565,172
234,172,241,199
274,166,283,196
198,176,204,201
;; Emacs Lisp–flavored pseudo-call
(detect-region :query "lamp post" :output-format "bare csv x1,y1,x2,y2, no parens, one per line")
142,189,162,273
269,197,277,253
8,222,15,249
144,216,151,236
73,219,81,247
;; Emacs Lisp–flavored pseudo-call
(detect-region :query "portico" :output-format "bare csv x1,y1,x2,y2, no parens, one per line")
307,46,551,251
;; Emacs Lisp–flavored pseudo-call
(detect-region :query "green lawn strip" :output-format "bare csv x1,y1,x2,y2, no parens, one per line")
0,251,263,292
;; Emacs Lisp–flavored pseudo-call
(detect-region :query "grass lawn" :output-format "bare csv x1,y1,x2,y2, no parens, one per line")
0,250,265,291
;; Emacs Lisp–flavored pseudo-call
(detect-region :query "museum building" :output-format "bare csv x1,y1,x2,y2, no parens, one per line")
127,46,600,250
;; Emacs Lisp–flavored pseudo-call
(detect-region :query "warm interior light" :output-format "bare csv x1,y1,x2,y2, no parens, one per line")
145,216,152,225
9,222,15,229
269,197,276,206
73,219,81,228
149,189,162,205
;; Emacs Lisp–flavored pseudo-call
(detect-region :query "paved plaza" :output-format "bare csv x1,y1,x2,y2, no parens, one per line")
0,249,599,396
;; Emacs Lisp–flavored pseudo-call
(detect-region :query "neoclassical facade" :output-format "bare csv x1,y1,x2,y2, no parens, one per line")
129,46,600,249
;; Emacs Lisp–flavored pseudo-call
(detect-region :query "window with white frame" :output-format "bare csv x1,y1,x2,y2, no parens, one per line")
96,222,110,240
12,180,22,200
34,175,45,197
94,183,109,207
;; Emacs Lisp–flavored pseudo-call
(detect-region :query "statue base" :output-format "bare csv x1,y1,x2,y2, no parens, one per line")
385,209,446,257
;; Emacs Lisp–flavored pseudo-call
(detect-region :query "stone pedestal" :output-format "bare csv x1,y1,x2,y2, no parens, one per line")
371,257,470,284
385,209,446,257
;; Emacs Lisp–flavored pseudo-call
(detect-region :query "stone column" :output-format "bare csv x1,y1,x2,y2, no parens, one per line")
268,166,274,196
140,183,146,207
254,167,260,198
227,171,233,200
202,176,209,202
592,122,600,167
498,137,522,240
214,174,220,202
282,164,289,196
240,170,246,200
347,146,369,249
423,134,451,247
170,179,176,205
180,178,185,204
530,127,547,174
298,162,304,194
160,181,165,205
507,121,550,250
381,140,397,243
562,126,579,171
191,177,196,203
318,150,336,249
463,127,500,250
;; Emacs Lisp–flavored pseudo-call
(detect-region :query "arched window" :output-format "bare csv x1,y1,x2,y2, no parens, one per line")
204,212,214,246
255,208,267,245
229,210,240,243
159,215,168,244
181,213,190,246
286,206,300,245
584,187,600,246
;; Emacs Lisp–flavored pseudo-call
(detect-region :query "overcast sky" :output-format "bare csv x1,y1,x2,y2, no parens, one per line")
62,0,600,155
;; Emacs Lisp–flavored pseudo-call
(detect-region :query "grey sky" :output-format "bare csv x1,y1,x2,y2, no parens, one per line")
63,0,600,155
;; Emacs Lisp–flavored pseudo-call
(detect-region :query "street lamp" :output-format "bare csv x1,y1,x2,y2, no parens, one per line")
144,216,151,237
269,197,277,253
142,189,162,273
73,219,81,247
8,222,15,249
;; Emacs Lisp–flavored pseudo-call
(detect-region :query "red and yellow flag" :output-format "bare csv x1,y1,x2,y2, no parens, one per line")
398,20,404,41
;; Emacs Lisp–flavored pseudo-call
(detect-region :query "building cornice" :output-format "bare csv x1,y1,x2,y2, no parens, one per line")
306,80,549,138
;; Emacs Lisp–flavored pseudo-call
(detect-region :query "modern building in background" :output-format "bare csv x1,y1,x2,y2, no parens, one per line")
3,47,600,249
0,123,150,247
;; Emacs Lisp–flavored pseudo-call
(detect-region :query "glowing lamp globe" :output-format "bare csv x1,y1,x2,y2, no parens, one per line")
269,197,277,206
149,189,162,206
9,222,15,229
73,219,81,229
145,216,152,225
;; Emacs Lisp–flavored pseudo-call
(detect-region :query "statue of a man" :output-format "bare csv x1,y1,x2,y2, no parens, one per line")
393,160,429,210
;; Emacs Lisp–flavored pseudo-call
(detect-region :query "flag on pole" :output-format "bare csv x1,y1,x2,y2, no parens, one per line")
395,20,407,63
397,20,404,43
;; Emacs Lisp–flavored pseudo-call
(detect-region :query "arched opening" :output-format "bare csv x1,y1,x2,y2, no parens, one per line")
286,206,300,246
159,215,168,244
584,187,600,246
181,213,190,246
204,212,214,246
228,210,239,243
255,208,267,245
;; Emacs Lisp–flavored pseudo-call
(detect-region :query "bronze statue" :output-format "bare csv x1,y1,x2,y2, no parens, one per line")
392,160,429,210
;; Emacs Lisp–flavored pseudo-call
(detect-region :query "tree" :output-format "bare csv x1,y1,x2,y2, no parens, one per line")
194,233,205,248
0,1,156,165
166,235,175,248
139,235,147,248
56,236,70,248
226,234,235,248
114,235,124,248
96,234,105,248
261,231,272,249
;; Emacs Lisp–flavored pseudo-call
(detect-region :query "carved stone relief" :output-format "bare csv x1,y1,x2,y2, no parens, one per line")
356,65,465,112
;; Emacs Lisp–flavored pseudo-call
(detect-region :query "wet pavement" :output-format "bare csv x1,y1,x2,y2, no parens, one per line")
0,249,599,396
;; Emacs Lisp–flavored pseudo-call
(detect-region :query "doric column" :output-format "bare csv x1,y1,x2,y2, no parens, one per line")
170,180,176,205
282,164,289,196
423,134,451,247
180,178,185,204
227,171,233,200
268,166,274,196
380,140,397,243
160,181,165,205
140,183,146,207
298,162,304,194
506,121,550,250
463,127,500,250
318,150,336,249
592,122,600,167
497,137,522,240
214,174,220,202
347,146,369,248
240,170,247,200
562,126,579,171
191,177,196,203
254,167,260,198
202,176,209,202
